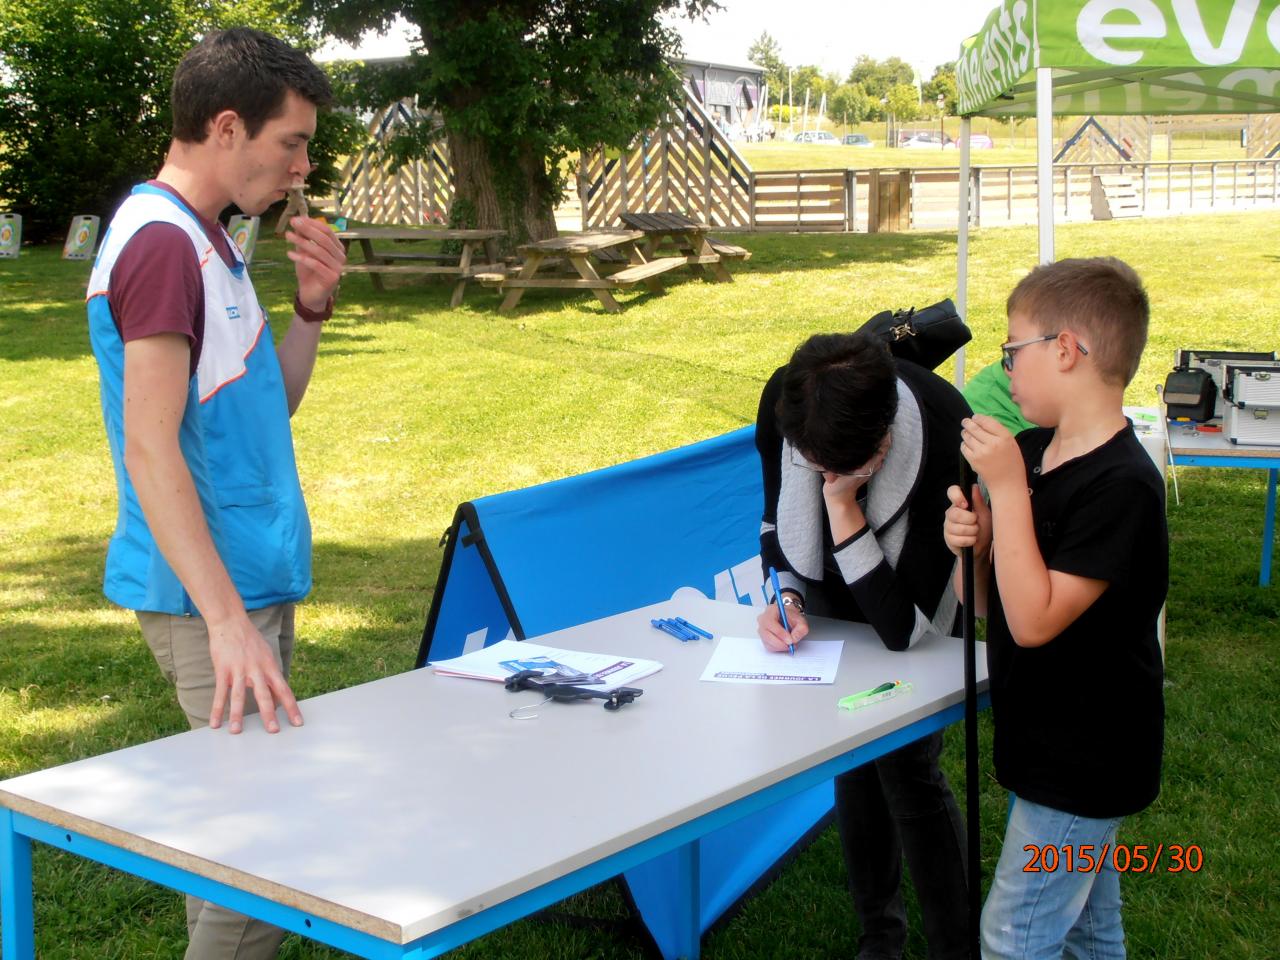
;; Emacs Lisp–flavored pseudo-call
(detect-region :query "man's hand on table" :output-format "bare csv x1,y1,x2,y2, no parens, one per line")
208,615,303,734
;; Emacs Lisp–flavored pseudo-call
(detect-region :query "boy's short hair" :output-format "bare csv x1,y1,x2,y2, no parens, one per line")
1007,257,1149,386
776,332,898,474
171,27,333,143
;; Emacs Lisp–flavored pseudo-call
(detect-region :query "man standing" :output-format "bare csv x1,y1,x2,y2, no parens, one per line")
86,27,345,958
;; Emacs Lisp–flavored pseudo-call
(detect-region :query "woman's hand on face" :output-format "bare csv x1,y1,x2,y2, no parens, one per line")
757,599,809,652
821,432,891,504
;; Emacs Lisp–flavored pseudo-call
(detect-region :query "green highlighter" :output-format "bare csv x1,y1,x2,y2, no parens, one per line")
838,680,913,711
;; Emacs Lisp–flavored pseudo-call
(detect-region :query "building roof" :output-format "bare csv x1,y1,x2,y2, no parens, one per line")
672,57,764,77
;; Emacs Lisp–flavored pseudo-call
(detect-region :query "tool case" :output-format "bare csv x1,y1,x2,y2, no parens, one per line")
1224,365,1280,445
1173,350,1277,419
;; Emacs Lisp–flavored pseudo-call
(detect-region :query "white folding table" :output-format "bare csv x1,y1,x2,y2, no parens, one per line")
1,596,987,959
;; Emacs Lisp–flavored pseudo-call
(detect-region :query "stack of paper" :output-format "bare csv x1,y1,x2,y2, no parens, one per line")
430,638,662,692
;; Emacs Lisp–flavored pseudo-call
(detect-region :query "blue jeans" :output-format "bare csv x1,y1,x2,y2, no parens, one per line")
981,795,1126,960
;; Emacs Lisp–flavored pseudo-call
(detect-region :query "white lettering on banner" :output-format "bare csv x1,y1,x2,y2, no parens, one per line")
462,625,515,655
1013,4,1033,65
711,555,766,606
1079,0,1277,67
994,8,1017,66
1150,71,1209,109
958,0,1031,112
1079,0,1167,66
1219,68,1280,98
1172,0,1260,66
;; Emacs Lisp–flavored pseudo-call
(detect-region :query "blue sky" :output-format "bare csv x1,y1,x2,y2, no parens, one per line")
316,0,1002,78
668,0,999,77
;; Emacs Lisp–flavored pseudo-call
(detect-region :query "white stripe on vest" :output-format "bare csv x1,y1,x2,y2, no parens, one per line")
88,190,266,401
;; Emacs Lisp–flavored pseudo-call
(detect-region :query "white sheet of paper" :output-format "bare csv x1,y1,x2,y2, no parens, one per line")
699,635,843,685
430,638,662,691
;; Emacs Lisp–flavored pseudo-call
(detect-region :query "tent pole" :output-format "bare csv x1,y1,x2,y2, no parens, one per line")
1036,67,1055,263
956,116,972,387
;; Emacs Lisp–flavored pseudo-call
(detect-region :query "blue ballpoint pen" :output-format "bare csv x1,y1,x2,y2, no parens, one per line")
665,619,701,641
768,566,795,655
662,618,700,641
673,616,713,639
651,618,690,641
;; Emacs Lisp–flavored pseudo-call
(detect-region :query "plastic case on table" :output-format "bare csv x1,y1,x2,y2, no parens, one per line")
1224,364,1280,445
1173,349,1277,419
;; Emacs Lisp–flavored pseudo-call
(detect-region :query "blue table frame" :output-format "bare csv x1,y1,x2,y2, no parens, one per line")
2,598,989,960
1170,441,1279,587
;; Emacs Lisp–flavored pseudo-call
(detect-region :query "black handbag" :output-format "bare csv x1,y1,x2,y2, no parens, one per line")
856,298,971,370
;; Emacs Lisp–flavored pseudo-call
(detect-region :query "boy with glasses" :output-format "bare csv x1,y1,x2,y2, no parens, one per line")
755,331,971,960
944,257,1167,959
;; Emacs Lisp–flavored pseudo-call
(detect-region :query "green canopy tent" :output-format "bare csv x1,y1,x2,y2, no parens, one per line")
954,0,1280,382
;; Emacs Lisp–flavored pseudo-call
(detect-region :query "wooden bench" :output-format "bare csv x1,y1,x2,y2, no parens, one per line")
707,238,752,261
336,227,506,306
343,263,491,276
609,257,687,287
498,230,652,313
618,211,749,282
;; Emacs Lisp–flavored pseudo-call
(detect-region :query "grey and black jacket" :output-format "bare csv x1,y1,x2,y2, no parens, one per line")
756,359,971,651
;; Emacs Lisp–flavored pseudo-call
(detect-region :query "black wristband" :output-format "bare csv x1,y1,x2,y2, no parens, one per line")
294,291,333,323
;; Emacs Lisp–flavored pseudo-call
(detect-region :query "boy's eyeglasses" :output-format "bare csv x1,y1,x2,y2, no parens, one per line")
789,445,879,479
1000,333,1089,372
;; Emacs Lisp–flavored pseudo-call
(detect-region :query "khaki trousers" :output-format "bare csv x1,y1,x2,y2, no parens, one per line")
138,604,295,960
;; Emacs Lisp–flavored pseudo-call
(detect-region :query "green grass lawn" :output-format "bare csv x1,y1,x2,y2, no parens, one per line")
2,211,1278,957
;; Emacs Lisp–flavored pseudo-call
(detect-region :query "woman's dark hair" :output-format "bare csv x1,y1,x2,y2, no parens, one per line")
775,332,898,474
171,28,333,143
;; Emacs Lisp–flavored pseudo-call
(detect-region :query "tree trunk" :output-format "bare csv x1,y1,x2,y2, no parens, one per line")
446,128,558,250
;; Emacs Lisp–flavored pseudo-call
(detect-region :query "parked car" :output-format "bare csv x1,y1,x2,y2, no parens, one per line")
794,130,840,145
842,133,873,147
940,133,994,150
899,129,952,149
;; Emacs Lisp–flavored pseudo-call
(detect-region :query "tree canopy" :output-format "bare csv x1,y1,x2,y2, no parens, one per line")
921,63,958,116
744,37,943,123
846,55,916,103
307,0,717,243
746,31,785,100
0,0,362,240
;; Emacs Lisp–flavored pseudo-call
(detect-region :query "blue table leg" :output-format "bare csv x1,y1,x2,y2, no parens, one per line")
1262,469,1277,587
673,839,701,960
1,808,36,959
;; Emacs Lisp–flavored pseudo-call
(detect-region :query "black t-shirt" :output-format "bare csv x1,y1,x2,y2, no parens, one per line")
987,423,1168,818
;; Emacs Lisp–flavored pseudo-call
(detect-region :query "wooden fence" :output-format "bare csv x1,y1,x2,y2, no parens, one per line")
908,159,1280,232
333,100,1280,232
334,101,454,226
579,93,752,229
582,149,1280,235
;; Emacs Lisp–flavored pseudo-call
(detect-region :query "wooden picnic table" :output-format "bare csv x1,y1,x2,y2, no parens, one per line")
488,229,690,314
617,211,750,283
336,226,507,307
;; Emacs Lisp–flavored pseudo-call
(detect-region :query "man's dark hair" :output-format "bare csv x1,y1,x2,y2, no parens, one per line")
171,28,333,142
776,332,898,474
